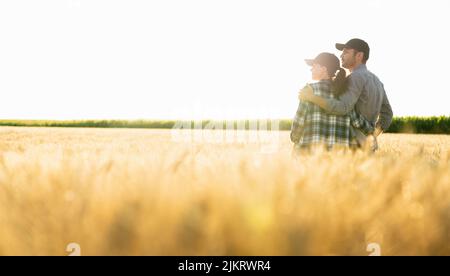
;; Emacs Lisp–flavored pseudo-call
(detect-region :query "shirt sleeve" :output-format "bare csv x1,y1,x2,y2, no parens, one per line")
349,110,375,135
290,100,309,144
376,85,394,131
323,72,365,115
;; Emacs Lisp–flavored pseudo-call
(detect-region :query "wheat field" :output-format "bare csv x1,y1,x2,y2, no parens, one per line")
0,126,449,256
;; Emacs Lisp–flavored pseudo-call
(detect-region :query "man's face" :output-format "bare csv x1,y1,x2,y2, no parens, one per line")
340,48,357,69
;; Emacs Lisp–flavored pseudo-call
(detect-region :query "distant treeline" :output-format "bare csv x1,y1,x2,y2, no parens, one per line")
0,116,449,134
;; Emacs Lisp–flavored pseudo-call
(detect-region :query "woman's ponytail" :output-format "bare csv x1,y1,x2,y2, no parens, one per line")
332,68,348,97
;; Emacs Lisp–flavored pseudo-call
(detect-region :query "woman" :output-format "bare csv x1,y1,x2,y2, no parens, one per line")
290,52,374,152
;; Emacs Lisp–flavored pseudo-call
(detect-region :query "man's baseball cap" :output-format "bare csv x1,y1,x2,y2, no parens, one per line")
305,52,340,75
335,38,370,61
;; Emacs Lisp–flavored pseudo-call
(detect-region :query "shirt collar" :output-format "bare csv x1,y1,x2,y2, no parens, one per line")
353,64,367,72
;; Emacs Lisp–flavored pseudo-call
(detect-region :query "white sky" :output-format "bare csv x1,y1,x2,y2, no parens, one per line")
0,0,449,120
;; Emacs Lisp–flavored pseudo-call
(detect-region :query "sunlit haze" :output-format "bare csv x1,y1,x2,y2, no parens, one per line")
1,0,449,120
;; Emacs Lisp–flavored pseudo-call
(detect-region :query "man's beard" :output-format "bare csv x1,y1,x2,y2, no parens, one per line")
341,60,353,69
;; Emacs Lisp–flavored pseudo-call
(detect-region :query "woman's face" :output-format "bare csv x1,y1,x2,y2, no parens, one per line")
311,63,329,81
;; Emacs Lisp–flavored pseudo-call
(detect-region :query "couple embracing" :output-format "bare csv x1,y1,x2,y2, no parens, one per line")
291,38,393,153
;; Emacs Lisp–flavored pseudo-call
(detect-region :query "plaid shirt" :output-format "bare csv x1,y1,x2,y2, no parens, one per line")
290,80,374,150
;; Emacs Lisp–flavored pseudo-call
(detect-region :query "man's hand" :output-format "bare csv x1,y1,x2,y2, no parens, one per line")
298,85,329,110
373,125,384,137
370,135,379,152
370,125,383,152
298,85,314,101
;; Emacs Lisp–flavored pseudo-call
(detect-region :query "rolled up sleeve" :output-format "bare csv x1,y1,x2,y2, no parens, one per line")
350,110,375,135
290,101,308,144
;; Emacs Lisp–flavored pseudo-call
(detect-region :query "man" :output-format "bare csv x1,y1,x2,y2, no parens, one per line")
299,39,393,149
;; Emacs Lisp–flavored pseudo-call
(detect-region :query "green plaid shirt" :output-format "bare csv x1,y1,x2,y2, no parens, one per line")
290,80,374,150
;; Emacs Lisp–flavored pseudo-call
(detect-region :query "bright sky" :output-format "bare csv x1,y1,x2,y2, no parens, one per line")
0,0,449,120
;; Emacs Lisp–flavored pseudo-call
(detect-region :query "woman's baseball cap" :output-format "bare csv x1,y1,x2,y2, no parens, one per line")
305,52,340,75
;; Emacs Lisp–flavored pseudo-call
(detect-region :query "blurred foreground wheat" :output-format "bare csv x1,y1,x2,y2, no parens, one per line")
0,127,449,255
